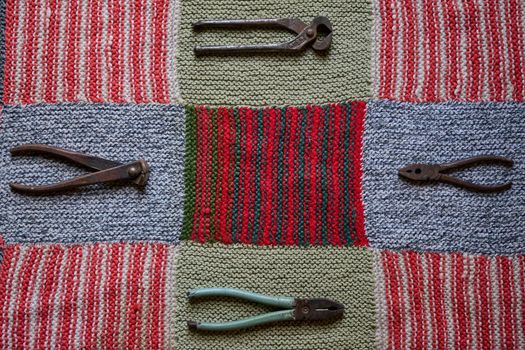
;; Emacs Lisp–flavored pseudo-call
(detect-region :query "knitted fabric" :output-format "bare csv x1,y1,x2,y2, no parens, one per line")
372,0,525,102
0,242,178,350
0,103,186,244
176,0,371,106
182,102,368,246
2,0,181,104
363,101,525,255
175,241,376,350
0,0,5,101
374,249,525,350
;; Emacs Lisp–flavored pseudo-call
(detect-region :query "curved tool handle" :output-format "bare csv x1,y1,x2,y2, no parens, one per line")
10,160,148,194
193,18,307,34
188,309,294,331
10,144,121,170
438,174,512,193
439,155,513,171
187,288,295,308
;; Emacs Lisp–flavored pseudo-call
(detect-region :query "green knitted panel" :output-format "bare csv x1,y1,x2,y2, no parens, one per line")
176,0,372,106
175,242,376,349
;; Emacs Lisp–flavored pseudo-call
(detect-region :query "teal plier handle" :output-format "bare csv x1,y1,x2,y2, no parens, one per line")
187,288,296,331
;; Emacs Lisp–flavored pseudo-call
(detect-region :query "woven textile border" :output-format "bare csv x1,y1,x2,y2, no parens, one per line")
182,101,368,246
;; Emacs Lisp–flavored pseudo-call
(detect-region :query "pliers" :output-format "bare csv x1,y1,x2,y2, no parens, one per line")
399,155,513,192
187,288,344,331
9,144,149,194
193,16,333,54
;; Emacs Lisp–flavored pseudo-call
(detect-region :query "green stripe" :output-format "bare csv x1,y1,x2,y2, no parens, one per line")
342,103,353,245
297,108,307,245
320,105,330,245
275,108,287,244
208,108,219,241
230,109,242,242
181,105,198,240
252,109,264,244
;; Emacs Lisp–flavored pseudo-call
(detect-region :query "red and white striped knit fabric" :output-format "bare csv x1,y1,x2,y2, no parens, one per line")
0,243,178,350
3,0,181,104
375,250,525,350
373,0,525,102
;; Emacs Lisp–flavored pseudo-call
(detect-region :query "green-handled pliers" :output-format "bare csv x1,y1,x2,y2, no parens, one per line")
187,288,345,331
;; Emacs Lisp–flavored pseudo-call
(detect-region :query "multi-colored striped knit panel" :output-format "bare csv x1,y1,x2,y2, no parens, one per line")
0,242,178,350
374,250,525,350
373,0,525,102
0,104,186,244
363,101,525,255
182,101,368,246
177,0,371,106
176,242,376,350
2,0,180,104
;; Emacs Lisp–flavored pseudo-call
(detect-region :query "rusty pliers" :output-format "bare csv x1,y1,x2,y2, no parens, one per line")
9,144,149,194
193,16,333,54
399,155,513,193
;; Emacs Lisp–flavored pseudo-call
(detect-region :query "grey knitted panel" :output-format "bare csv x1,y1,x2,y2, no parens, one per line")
0,103,185,244
363,101,525,255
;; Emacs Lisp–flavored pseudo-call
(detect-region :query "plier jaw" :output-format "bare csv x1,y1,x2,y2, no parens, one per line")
293,298,345,321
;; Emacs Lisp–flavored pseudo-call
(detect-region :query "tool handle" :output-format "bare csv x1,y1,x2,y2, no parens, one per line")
10,161,148,194
439,174,512,193
10,144,121,171
188,309,294,331
193,18,302,30
187,288,295,308
439,155,513,171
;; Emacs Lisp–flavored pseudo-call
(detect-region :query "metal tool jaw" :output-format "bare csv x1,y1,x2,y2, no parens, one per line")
193,16,333,54
293,298,345,321
9,144,149,195
399,155,513,193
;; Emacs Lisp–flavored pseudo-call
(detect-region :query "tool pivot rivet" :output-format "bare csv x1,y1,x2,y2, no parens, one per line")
306,29,314,37
302,306,310,314
128,166,140,177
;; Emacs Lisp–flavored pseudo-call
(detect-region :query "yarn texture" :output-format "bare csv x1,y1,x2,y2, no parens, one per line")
0,104,186,244
176,0,371,106
182,102,368,246
363,100,525,255
0,242,178,349
2,0,181,104
372,0,525,102
374,249,525,350
175,241,376,350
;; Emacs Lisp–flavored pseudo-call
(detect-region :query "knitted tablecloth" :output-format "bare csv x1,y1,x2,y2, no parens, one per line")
0,0,524,349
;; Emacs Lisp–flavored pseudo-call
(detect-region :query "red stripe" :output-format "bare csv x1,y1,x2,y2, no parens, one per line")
35,247,65,350
239,108,256,244
422,0,437,100
381,0,396,98
151,0,169,102
81,245,102,348
402,0,416,100
215,108,234,243
474,256,493,350
103,244,124,349
443,0,460,99
87,0,103,102
13,247,42,349
260,108,278,245
521,256,525,339
2,0,19,103
131,0,145,102
498,257,516,349
465,0,482,100
125,245,147,350
428,253,448,350
381,252,395,350
20,0,42,104
507,0,524,100
0,246,18,345
109,0,124,102
57,246,82,350
307,106,323,245
147,245,167,349
351,101,368,246
64,0,81,101
485,0,505,100
327,104,343,245
43,0,60,103
284,107,299,245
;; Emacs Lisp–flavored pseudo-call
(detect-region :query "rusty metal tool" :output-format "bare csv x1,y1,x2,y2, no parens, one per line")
187,287,344,331
193,16,333,54
399,155,513,193
9,144,149,194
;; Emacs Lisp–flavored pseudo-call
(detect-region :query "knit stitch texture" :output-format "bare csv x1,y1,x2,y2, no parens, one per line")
363,101,525,255
0,104,186,244
374,249,525,350
0,0,5,101
176,0,371,106
372,0,525,102
182,102,368,246
0,242,178,349
175,241,376,350
2,0,181,104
